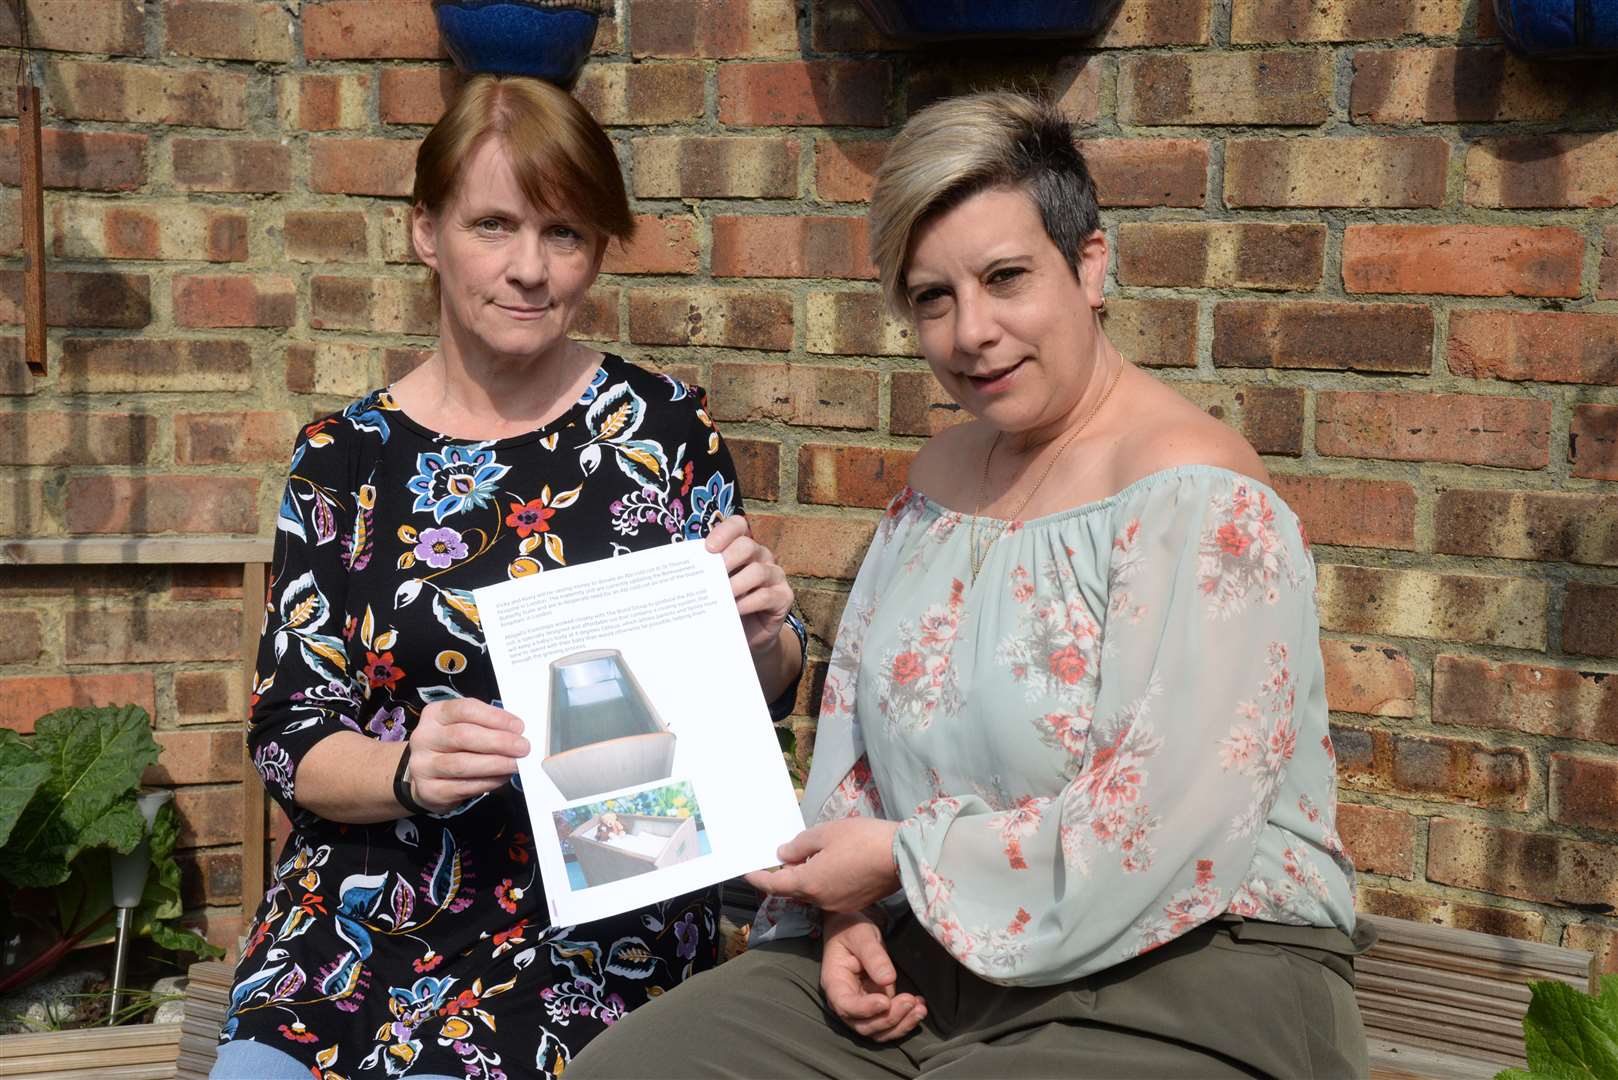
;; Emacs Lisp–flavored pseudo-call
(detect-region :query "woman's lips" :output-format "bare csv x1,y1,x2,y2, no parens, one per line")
965,358,1025,393
495,302,551,320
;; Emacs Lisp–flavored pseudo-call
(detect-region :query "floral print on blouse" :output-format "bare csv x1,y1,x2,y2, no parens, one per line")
753,466,1355,988
228,355,804,1079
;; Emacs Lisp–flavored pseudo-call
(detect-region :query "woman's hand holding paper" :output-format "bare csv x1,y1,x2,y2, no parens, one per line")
744,817,902,913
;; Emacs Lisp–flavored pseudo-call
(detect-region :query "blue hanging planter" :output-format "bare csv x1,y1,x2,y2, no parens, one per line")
854,0,1124,40
1494,0,1618,57
431,0,607,87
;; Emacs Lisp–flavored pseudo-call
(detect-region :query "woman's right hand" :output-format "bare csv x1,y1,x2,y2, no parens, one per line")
405,698,530,813
820,911,926,1042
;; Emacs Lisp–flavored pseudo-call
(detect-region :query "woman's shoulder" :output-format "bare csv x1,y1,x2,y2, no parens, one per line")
906,419,987,508
595,354,714,426
1108,384,1270,494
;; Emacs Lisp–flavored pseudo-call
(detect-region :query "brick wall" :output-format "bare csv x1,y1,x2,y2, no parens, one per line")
1,0,1614,969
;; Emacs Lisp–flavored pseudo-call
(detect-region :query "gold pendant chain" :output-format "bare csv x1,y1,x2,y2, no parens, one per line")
969,358,1125,583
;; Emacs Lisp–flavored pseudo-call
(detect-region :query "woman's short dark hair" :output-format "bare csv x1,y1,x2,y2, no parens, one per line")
869,92,1100,314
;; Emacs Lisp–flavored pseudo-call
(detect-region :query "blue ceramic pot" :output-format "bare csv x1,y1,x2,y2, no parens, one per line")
854,0,1124,39
432,0,601,86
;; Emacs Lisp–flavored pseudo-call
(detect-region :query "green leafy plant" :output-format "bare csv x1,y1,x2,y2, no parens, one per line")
0,705,222,999
1495,974,1618,1080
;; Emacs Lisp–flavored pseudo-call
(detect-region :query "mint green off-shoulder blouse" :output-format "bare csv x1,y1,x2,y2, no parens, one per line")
754,465,1358,988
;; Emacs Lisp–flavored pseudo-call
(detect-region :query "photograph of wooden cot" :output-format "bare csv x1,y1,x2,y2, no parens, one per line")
553,782,708,890
541,648,677,800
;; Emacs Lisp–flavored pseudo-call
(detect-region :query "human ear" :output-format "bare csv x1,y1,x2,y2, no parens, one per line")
1077,229,1108,309
411,204,440,271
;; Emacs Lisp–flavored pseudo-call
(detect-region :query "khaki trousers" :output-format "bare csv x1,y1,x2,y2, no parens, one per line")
568,912,1373,1079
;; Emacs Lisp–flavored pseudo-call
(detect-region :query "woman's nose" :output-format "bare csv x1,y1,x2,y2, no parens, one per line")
507,230,549,287
954,289,998,354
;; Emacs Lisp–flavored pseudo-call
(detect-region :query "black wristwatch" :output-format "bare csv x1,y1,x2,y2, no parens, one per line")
392,744,433,816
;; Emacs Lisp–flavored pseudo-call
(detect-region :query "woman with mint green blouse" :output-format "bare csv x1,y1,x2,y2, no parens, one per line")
570,92,1370,1080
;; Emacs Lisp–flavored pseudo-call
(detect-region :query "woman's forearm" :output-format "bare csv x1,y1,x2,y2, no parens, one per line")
292,732,410,824
753,619,804,705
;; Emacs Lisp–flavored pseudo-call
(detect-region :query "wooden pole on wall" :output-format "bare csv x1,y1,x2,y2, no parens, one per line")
15,0,46,376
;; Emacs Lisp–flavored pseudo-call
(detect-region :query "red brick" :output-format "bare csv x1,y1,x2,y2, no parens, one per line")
1448,310,1618,386
0,271,151,329
1356,886,1546,941
0,475,48,536
0,674,157,735
805,292,916,357
47,61,248,128
798,445,916,509
1563,584,1618,659
284,342,376,398
627,288,794,351
1317,565,1547,650
173,785,243,849
575,64,706,126
634,135,800,199
809,2,914,51
1433,655,1618,745
1232,0,1464,41
719,61,889,127
1550,754,1618,833
283,210,369,264
280,72,373,131
379,347,430,386
0,0,144,55
164,0,293,62
1335,802,1416,879
1389,732,1529,810
1466,132,1618,208
1213,301,1432,373
748,512,877,581
171,565,243,602
65,476,259,536
49,200,247,262
906,57,1099,125
65,607,242,665
1342,225,1583,298
1602,226,1618,300
145,730,242,787
573,287,618,343
174,411,297,465
173,275,295,329
712,216,873,280
1119,51,1331,126
1316,391,1550,468
172,138,291,193
1564,924,1618,976
1427,819,1618,909
0,411,156,466
0,608,41,665
174,670,245,726
378,67,459,126
310,138,418,198
629,0,796,58
1092,0,1211,46
310,276,438,336
1101,298,1199,369
891,371,965,436
1085,139,1208,208
0,129,146,191
727,438,779,502
303,0,443,59
178,849,242,907
1437,490,1618,566
1173,384,1305,456
1224,137,1450,208
1320,640,1416,717
601,214,699,275
1271,476,1416,550
815,139,886,204
1117,222,1323,291
1572,405,1618,481
1351,47,1592,124
710,363,877,429
59,338,253,394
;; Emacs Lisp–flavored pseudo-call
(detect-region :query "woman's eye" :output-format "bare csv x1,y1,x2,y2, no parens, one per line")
912,288,947,307
475,217,505,233
987,266,1025,286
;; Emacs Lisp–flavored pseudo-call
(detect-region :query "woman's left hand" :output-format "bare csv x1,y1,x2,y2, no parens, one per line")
744,818,903,913
705,514,793,656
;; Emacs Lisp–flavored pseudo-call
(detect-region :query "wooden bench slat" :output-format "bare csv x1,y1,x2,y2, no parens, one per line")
1360,914,1594,984
1357,957,1531,1007
1367,1038,1503,1080
1358,970,1530,1018
1359,1006,1528,1063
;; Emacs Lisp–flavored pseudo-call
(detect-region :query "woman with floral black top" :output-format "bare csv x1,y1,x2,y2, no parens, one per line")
213,75,805,1080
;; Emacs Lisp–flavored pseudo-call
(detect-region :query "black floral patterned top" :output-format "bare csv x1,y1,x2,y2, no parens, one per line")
225,354,804,1079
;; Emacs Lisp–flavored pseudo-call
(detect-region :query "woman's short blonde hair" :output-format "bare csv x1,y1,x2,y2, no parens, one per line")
413,74,633,244
869,92,1100,315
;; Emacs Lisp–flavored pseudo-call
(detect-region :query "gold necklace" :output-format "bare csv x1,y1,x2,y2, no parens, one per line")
968,358,1125,583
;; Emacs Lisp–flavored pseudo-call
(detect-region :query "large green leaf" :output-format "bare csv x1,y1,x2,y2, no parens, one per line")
0,706,158,888
1495,975,1618,1080
0,730,49,848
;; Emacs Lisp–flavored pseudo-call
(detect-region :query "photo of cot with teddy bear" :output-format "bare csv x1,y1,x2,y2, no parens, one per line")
551,780,710,890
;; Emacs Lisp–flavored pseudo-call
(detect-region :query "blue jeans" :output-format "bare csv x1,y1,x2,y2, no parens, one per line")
211,1039,462,1080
